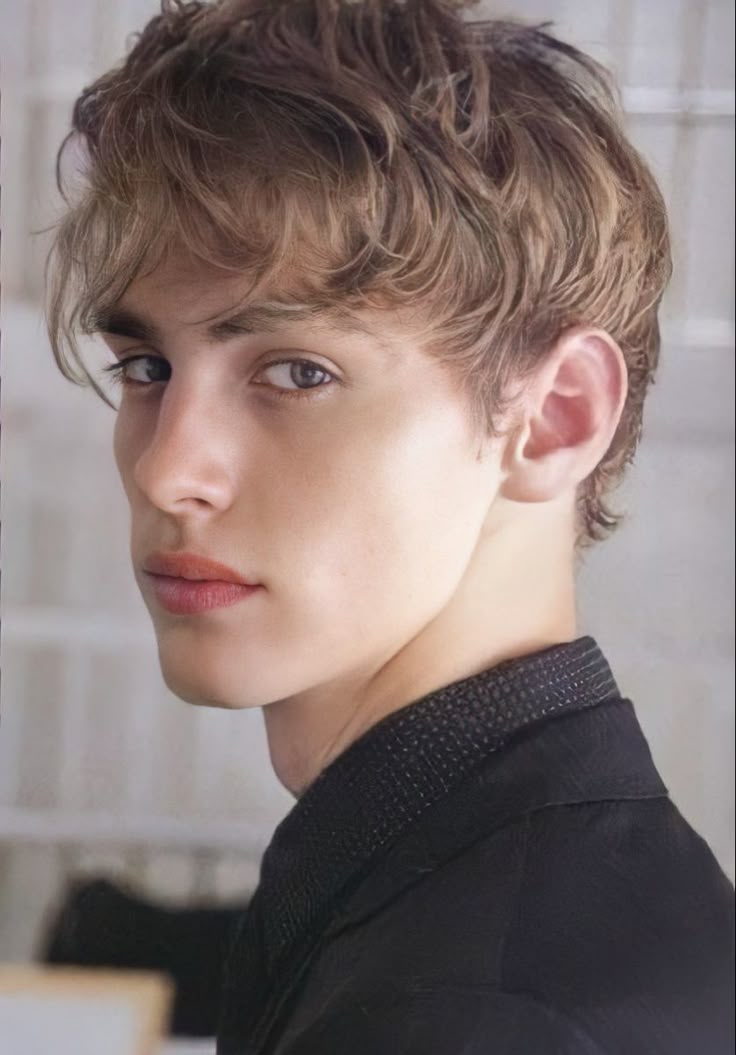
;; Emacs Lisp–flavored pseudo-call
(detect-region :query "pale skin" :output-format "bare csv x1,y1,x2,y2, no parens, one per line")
104,252,627,797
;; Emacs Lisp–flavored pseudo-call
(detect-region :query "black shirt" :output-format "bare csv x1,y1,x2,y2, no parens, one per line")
216,636,735,1054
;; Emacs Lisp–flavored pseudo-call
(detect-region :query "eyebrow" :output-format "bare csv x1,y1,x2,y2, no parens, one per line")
92,302,380,344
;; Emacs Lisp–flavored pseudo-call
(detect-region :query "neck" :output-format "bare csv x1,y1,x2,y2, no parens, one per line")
263,502,577,797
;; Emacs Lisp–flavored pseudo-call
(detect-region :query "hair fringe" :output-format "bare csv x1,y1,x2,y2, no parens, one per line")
46,0,672,548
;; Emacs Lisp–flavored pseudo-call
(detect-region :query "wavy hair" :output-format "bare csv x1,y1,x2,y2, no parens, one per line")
46,0,672,547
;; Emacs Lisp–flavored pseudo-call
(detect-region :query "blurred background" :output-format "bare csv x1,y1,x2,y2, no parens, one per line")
0,0,734,994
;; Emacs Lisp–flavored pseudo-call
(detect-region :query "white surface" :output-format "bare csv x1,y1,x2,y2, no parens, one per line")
0,993,140,1055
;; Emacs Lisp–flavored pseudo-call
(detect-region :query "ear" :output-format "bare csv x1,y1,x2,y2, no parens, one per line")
499,327,628,504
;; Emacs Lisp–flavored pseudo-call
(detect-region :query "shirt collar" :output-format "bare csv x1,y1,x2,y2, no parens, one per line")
256,635,620,970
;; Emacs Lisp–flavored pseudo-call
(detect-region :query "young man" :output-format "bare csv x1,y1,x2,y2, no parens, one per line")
47,1,734,1052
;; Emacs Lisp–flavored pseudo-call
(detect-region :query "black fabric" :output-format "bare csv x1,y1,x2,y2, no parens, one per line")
39,876,248,1037
215,636,736,1053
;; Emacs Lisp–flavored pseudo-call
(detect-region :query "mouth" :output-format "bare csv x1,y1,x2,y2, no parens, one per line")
145,575,261,616
142,550,259,585
141,551,262,615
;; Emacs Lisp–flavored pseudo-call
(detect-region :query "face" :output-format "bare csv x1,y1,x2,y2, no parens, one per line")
106,252,506,712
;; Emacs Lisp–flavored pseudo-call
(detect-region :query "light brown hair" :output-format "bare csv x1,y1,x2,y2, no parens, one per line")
46,0,672,548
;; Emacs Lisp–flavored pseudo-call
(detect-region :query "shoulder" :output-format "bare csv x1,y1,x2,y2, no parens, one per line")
275,984,605,1054
332,794,733,980
302,797,734,1053
499,797,735,1050
506,796,734,974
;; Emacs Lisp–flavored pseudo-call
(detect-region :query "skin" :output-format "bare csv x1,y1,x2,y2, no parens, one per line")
105,250,627,796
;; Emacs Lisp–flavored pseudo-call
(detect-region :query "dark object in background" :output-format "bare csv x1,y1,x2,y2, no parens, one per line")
37,875,249,1037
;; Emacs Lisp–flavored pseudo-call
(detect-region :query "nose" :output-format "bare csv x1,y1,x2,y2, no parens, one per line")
132,384,237,515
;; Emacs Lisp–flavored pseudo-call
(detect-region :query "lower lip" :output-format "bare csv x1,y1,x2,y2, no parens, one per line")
146,574,261,615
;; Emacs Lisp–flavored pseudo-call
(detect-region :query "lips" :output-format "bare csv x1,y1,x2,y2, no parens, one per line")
147,577,260,615
142,551,258,585
141,551,262,615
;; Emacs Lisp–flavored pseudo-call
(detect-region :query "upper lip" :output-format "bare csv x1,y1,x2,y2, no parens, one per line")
142,551,259,585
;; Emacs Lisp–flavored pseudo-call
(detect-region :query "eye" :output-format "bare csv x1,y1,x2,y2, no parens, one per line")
102,355,170,388
254,358,337,399
100,354,337,401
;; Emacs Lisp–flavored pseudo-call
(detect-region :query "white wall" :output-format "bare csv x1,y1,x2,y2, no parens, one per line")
0,0,733,963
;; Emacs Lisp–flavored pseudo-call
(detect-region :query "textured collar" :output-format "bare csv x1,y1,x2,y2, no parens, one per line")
253,635,620,973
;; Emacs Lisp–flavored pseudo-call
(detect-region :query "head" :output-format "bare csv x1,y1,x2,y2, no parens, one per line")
46,1,671,739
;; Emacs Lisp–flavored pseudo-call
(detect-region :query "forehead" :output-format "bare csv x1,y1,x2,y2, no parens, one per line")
115,253,315,330
103,250,429,350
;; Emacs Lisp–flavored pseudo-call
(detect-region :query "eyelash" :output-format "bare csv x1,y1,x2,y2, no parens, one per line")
101,355,337,402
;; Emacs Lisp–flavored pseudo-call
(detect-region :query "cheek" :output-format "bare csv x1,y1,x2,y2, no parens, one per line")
273,403,495,613
112,413,127,479
112,409,145,499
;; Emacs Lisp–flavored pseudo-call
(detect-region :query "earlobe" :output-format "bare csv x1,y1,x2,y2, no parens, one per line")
498,327,628,505
499,435,580,503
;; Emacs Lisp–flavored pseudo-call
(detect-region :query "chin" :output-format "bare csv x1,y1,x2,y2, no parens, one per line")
148,612,275,709
156,649,258,710
151,624,320,710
